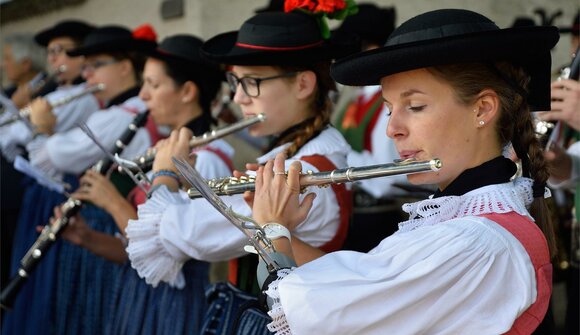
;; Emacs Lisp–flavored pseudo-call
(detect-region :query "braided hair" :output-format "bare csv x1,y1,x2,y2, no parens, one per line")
273,61,335,157
429,62,556,258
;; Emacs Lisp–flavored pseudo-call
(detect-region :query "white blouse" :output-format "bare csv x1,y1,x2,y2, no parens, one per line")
266,178,541,335
0,83,99,162
125,127,351,288
26,96,151,178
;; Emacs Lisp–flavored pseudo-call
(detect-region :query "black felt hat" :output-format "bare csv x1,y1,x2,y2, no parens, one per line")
201,11,359,66
331,9,559,111
334,3,396,47
67,25,156,57
146,34,224,99
34,20,95,46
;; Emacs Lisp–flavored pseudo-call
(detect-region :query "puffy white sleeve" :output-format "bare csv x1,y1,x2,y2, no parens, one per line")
266,217,537,335
125,158,341,288
26,108,151,176
49,90,99,133
548,141,580,190
0,90,98,162
0,121,32,162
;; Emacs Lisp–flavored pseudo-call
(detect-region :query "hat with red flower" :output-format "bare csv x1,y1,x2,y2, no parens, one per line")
201,1,359,66
67,24,157,57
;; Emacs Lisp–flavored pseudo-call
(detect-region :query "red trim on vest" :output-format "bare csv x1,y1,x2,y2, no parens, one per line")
300,155,352,252
192,146,234,172
364,92,385,152
228,258,239,286
120,106,164,146
479,213,552,334
128,184,150,208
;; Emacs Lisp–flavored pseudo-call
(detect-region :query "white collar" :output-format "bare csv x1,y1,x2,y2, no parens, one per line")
256,127,351,164
398,177,541,233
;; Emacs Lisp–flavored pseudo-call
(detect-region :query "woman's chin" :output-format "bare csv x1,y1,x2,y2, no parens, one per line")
407,172,438,186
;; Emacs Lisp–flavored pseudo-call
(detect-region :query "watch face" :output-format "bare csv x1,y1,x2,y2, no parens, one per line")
264,223,290,241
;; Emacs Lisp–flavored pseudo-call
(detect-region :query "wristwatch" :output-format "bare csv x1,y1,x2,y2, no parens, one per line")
263,223,292,242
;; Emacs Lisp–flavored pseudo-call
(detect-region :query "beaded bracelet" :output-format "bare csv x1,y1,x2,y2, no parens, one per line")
151,169,182,188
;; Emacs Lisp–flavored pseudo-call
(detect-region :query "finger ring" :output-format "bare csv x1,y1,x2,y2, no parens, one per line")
274,171,286,176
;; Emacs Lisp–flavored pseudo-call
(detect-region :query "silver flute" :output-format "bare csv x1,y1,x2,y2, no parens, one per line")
0,83,105,127
187,158,442,199
29,64,67,96
130,113,266,170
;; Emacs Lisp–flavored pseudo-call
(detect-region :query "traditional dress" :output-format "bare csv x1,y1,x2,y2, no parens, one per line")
106,116,234,335
2,87,154,335
1,82,99,335
264,157,552,335
126,126,351,287
47,87,158,335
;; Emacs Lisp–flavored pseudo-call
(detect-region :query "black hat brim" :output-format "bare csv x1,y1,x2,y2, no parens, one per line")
201,31,359,66
67,39,156,57
331,26,559,111
145,48,224,83
34,21,94,46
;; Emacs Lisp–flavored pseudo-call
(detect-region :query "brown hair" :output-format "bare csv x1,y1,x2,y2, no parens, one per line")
428,62,556,258
108,51,146,83
274,60,335,157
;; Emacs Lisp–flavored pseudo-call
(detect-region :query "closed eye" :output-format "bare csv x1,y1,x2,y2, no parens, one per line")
409,105,426,112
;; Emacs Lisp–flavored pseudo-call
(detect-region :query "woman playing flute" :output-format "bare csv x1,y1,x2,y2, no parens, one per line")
125,8,358,334
57,34,232,335
251,8,558,335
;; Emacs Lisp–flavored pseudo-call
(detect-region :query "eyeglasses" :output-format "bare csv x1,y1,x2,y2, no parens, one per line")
81,59,119,73
47,44,76,57
225,71,298,98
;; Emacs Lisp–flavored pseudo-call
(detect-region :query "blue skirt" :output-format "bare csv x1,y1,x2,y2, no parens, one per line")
2,176,75,335
53,204,122,335
201,282,273,335
106,259,210,335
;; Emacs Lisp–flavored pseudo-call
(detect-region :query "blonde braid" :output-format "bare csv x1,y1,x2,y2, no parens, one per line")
276,62,334,158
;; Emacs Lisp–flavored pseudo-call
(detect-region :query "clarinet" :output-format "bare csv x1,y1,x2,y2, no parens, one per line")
0,111,150,310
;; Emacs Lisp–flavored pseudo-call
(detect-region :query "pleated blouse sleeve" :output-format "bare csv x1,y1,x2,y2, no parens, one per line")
125,157,341,289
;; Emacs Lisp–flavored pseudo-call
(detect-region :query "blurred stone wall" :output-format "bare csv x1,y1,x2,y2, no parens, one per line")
1,0,577,68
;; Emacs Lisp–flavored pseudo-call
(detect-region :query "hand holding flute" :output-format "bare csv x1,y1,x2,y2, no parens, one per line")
28,97,56,135
151,127,197,191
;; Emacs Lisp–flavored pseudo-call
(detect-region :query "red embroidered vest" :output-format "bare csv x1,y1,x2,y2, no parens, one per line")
479,212,552,334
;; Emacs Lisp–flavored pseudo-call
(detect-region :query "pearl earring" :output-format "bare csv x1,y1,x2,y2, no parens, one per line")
479,120,485,126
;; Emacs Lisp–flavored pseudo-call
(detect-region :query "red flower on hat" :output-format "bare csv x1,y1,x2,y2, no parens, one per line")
132,24,157,42
283,0,357,38
285,0,349,15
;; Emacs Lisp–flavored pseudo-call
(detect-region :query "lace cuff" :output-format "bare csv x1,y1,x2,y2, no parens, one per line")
125,185,189,289
265,268,295,335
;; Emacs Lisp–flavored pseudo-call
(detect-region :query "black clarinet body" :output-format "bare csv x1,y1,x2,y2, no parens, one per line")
0,111,150,310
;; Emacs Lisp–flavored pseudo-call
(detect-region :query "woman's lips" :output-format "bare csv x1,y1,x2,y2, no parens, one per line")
399,150,421,159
